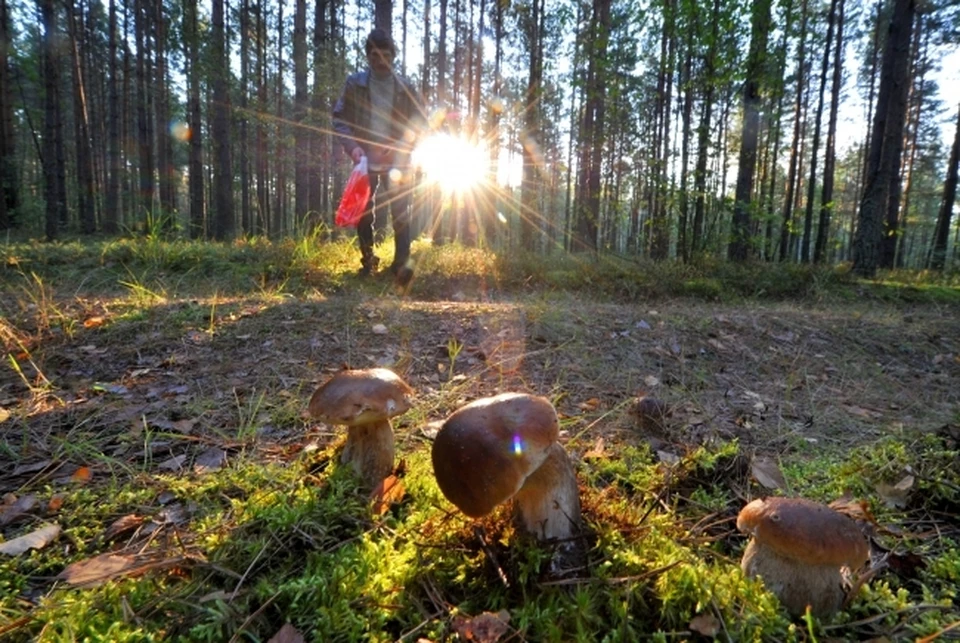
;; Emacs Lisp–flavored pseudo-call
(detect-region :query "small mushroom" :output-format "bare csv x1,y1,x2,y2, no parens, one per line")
736,496,870,618
431,392,581,541
307,368,413,486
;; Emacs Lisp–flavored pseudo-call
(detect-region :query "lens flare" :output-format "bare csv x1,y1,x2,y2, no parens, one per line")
513,434,523,456
413,134,489,193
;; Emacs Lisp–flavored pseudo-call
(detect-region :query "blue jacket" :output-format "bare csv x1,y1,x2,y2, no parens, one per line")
332,69,423,165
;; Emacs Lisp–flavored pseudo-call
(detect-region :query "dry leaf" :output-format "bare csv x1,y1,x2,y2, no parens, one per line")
643,375,660,388
0,523,61,556
578,398,601,411
689,613,721,637
0,494,38,526
370,475,406,516
876,475,915,508
11,460,52,476
71,466,93,484
158,455,188,471
194,448,226,475
268,623,306,643
0,407,10,423
750,456,786,490
58,553,139,587
199,590,233,603
83,316,106,328
371,324,388,335
103,514,146,541
582,437,606,460
452,610,511,643
829,497,876,524
843,405,883,420
657,450,681,465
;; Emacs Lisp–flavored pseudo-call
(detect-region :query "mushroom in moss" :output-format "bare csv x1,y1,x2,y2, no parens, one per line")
431,392,581,541
307,368,414,486
737,496,870,618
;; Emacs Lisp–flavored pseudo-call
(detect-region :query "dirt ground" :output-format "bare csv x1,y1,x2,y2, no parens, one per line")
3,291,957,471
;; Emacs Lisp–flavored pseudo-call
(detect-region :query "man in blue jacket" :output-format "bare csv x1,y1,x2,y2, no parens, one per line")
333,28,424,284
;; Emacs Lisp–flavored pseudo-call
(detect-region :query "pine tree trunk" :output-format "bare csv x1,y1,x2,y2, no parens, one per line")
0,0,20,229
691,0,720,256
274,0,286,237
778,0,808,261
930,103,960,271
239,0,251,235
294,0,309,231
68,0,96,234
728,0,771,262
853,0,915,277
136,0,155,230
815,0,845,263
41,0,67,239
104,0,121,234
184,0,204,238
211,0,235,240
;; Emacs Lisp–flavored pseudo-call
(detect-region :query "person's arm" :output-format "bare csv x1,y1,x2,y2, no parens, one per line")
332,78,364,163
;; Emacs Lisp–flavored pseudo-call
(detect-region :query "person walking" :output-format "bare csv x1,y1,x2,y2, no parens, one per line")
333,28,424,283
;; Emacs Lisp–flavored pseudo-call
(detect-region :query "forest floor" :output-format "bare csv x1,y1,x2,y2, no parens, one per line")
1,238,958,641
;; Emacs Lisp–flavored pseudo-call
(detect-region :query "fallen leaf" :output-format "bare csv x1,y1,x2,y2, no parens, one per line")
0,407,9,423
58,553,139,587
371,324,388,335
268,623,306,643
103,514,146,541
689,613,721,637
0,523,61,555
0,494,38,526
750,456,786,490
578,398,601,411
83,316,106,328
582,437,606,460
452,610,511,643
11,460,52,476
158,455,188,471
657,450,681,465
371,475,406,516
829,497,876,525
643,375,660,388
194,448,226,474
876,475,914,509
843,405,883,420
71,466,93,484
199,590,233,603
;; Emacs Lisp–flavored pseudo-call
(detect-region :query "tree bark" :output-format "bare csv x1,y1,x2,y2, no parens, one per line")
691,0,721,256
778,0,808,261
294,0,309,231
853,0,915,277
728,0,772,262
815,0,845,263
0,0,19,229
211,0,235,240
930,104,960,271
40,0,68,240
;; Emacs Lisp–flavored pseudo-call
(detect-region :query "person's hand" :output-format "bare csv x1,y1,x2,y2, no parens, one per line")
351,146,365,164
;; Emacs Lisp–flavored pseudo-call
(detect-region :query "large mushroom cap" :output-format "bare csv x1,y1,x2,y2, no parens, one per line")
308,368,413,426
431,393,559,518
737,497,869,568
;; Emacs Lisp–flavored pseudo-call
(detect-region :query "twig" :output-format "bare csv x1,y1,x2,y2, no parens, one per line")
474,525,510,589
539,560,682,587
227,589,281,643
916,619,960,643
822,604,955,631
230,539,269,602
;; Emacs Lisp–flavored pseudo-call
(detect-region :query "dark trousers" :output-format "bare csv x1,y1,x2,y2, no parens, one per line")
357,170,411,270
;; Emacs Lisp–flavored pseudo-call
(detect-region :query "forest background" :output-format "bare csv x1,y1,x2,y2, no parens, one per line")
0,0,959,276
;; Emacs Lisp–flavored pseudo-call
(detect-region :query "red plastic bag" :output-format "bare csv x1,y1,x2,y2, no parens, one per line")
335,157,371,228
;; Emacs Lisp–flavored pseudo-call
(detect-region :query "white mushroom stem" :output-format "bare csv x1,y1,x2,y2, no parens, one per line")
741,539,846,617
512,443,581,541
341,419,395,486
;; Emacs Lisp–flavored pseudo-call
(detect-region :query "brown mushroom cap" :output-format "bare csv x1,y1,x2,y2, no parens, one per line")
431,393,559,518
737,497,869,568
308,368,413,426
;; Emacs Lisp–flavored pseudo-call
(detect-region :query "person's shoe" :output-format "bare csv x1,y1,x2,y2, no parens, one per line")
358,255,380,277
394,266,414,290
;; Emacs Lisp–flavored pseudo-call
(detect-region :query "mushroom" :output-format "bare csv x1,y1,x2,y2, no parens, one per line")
736,496,870,618
431,393,581,541
307,368,414,486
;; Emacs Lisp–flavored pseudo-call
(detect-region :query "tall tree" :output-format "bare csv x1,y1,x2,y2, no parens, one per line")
155,0,174,221
135,0,155,228
853,0,915,277
519,0,544,251
375,0,392,32
68,0,96,233
728,0,772,261
184,0,204,238
801,0,838,263
240,0,252,234
691,0,721,256
211,0,235,240
930,103,959,271
294,0,309,229
104,0,121,233
0,0,19,229
778,0,809,261
815,0,846,263
573,0,611,252
40,0,68,239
